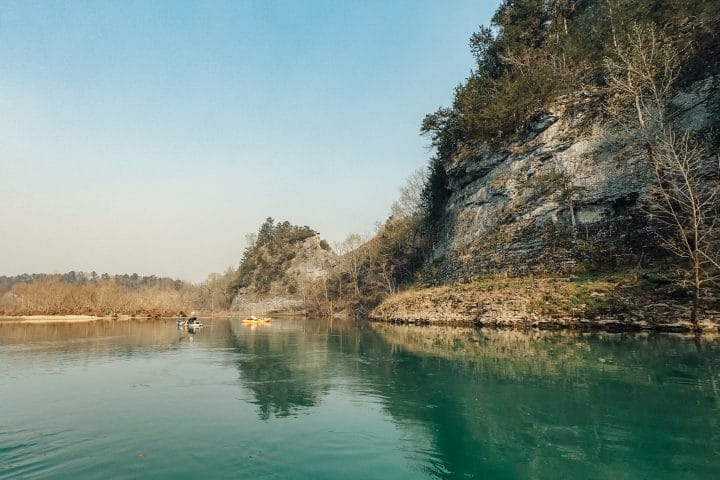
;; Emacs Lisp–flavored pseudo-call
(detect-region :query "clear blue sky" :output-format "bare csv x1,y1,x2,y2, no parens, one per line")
0,0,498,282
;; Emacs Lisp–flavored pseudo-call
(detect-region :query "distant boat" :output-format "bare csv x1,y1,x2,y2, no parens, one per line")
178,314,203,328
187,322,203,332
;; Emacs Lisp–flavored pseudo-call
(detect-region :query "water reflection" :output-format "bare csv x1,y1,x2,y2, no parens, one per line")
221,318,720,478
1,318,719,479
0,320,186,370
227,318,332,419
367,324,720,479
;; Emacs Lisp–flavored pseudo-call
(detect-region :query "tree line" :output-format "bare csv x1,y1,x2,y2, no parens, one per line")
0,271,236,317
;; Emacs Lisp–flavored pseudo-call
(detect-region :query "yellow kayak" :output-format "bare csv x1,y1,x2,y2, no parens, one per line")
241,317,271,326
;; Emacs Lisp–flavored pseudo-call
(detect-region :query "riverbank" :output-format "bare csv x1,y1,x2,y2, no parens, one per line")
369,272,720,333
0,315,107,324
0,312,245,324
0,314,176,324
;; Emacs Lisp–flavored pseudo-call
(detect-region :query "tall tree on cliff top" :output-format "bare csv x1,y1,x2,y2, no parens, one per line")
257,217,275,246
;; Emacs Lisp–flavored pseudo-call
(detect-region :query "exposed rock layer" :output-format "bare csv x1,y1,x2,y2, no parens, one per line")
374,77,720,331
231,236,337,314
432,78,719,282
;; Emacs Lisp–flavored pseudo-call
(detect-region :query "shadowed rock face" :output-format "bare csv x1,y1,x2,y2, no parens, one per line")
432,78,720,281
230,296,305,315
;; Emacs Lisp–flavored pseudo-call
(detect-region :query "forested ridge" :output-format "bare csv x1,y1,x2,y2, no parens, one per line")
421,0,719,235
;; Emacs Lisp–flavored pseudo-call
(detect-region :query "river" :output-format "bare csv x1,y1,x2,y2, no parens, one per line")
1,317,719,479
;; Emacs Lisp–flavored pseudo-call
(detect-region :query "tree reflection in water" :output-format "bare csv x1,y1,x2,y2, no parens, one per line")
228,319,333,420
223,317,720,479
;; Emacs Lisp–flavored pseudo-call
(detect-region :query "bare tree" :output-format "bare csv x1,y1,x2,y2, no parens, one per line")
648,131,720,327
606,24,720,329
605,24,680,145
390,169,425,220
335,233,367,299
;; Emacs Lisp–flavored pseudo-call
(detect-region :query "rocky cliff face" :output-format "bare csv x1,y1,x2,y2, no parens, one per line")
431,77,719,282
231,235,338,314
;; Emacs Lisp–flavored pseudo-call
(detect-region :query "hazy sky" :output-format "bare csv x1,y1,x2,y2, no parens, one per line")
0,0,498,282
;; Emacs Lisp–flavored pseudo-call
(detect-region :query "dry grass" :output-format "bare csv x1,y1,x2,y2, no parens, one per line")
370,270,720,332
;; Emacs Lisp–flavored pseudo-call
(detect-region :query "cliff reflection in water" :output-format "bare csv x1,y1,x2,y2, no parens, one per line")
367,323,720,479
370,323,720,381
4,317,718,479
225,318,720,479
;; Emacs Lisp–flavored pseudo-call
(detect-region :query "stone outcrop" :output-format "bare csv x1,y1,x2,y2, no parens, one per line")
431,77,719,282
231,296,305,316
370,77,720,332
231,235,337,314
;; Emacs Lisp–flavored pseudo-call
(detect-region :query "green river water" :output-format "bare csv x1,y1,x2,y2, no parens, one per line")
1,317,719,479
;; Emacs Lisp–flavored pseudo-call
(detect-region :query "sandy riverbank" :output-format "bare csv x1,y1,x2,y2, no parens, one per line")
1,315,112,324
0,313,239,324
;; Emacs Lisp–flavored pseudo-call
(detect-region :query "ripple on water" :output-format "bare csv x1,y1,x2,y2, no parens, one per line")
0,429,82,480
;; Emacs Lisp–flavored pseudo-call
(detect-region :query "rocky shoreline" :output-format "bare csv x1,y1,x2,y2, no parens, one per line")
231,295,306,316
368,275,720,334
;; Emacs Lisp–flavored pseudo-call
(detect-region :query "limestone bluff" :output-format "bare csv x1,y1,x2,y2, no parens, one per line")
428,77,719,282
